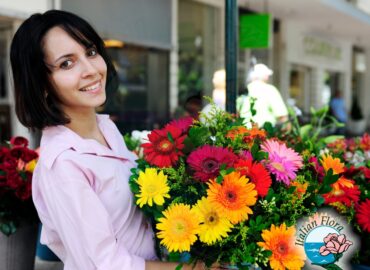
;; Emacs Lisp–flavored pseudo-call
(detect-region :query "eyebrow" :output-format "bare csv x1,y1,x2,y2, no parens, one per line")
54,53,74,64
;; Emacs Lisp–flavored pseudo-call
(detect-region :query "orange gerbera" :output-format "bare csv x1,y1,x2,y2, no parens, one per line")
207,171,257,224
258,223,305,270
320,155,344,175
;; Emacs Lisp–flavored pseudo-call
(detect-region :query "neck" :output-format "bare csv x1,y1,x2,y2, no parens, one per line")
64,109,99,139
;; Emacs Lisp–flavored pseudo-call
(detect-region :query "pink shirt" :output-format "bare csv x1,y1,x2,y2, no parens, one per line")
32,114,156,270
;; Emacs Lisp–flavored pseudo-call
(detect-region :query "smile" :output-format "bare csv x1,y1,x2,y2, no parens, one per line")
80,81,101,92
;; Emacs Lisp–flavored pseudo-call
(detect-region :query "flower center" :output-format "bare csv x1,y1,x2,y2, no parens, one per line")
172,220,186,235
205,212,219,225
157,139,174,153
277,241,288,255
225,190,237,203
271,162,286,173
202,158,219,173
144,184,158,195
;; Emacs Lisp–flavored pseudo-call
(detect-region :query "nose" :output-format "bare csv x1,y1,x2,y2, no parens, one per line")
80,57,98,78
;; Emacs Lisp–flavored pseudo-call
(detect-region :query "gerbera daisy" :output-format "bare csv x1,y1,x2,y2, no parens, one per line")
258,223,305,270
168,116,194,133
156,203,199,252
261,139,303,185
323,184,361,207
142,124,186,168
207,171,257,224
135,168,170,208
320,154,345,175
234,158,272,197
187,145,237,182
192,197,233,244
356,199,370,233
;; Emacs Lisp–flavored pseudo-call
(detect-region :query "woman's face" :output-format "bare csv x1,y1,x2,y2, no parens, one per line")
43,26,107,116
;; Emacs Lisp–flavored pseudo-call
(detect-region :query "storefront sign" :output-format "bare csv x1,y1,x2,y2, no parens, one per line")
303,36,342,60
239,14,271,48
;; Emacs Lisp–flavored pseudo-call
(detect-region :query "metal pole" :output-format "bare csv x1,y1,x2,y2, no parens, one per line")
225,0,238,114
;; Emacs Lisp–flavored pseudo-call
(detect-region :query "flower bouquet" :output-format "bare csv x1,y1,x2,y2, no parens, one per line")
127,104,359,270
323,134,370,266
0,136,39,236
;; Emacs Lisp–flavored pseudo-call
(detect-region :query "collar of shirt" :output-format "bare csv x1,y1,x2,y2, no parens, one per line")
40,114,136,169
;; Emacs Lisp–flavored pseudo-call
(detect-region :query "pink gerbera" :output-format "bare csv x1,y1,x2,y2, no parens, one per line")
261,139,303,185
168,116,194,134
356,199,370,233
187,145,237,182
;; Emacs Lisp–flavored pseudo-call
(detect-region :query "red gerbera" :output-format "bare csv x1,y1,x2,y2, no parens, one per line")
168,116,194,133
142,125,186,168
322,184,361,207
187,145,237,182
356,199,370,233
234,158,272,197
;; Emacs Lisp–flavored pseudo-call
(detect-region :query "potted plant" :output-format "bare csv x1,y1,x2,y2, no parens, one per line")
0,136,39,270
348,94,367,135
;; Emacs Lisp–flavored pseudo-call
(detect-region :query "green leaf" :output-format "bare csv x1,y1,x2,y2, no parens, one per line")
322,135,344,144
167,132,174,143
300,124,312,138
323,169,339,185
175,263,184,270
318,184,332,194
315,195,325,206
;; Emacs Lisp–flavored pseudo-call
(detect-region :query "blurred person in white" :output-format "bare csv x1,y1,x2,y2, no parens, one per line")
237,64,288,127
200,69,226,120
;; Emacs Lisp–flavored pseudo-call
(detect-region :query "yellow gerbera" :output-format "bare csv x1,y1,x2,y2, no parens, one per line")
193,197,233,244
136,168,170,208
320,154,344,174
207,171,257,224
258,223,305,270
156,203,200,252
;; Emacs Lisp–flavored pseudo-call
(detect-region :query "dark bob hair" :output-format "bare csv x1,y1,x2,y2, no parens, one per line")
10,9,117,130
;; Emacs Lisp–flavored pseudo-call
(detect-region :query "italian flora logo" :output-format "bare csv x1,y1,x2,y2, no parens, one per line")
296,209,359,270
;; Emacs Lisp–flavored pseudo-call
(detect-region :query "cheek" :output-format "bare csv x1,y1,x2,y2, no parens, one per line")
50,73,80,97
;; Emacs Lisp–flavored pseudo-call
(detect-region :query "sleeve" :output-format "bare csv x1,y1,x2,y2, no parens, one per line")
41,157,145,270
269,86,288,118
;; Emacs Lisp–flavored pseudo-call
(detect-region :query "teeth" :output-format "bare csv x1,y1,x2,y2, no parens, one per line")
81,82,100,92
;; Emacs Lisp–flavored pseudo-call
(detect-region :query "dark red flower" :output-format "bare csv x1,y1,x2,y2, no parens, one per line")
10,136,29,147
15,172,32,200
363,167,370,180
9,147,38,162
356,199,370,233
343,166,362,178
187,145,237,182
142,125,186,168
234,158,272,197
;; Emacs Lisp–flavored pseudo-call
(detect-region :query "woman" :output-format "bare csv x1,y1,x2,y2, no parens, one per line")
10,10,211,270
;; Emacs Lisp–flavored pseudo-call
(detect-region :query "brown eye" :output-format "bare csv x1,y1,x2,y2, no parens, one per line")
87,48,98,57
60,59,73,69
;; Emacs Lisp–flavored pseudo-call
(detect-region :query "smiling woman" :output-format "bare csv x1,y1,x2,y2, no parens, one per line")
10,10,212,270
